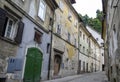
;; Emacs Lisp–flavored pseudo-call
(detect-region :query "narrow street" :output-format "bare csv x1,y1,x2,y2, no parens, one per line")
42,72,108,82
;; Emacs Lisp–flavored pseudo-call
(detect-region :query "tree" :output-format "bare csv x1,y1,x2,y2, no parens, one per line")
79,9,103,34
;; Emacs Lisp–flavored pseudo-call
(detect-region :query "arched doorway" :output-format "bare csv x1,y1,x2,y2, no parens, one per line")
53,55,61,76
24,47,43,82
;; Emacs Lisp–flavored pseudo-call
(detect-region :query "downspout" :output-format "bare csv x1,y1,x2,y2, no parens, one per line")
48,11,54,80
47,0,58,79
77,23,80,74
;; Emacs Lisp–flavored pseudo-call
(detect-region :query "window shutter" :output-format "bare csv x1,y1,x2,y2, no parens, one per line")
15,21,24,44
0,8,7,36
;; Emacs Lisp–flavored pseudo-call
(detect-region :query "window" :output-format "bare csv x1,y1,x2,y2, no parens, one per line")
4,18,15,39
87,38,89,43
102,53,104,56
68,32,70,42
74,38,76,46
87,49,89,54
80,31,82,37
47,43,50,53
38,0,46,21
83,34,85,40
0,8,24,44
79,44,82,51
34,30,43,43
68,10,72,22
74,20,77,27
59,1,64,10
49,17,53,26
56,24,61,35
83,46,85,53
21,0,25,2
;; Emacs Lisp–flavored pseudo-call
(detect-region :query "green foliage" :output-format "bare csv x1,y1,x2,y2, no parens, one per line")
79,9,103,33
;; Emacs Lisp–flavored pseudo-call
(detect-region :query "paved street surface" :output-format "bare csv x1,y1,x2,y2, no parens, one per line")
42,71,108,82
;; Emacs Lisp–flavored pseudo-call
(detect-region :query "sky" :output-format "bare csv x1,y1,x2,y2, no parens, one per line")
73,0,102,18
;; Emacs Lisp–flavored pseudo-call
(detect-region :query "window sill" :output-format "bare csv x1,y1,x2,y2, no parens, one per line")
54,33,61,37
37,16,45,23
0,36,17,45
59,8,63,13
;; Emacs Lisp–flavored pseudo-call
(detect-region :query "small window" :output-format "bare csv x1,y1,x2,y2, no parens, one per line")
68,32,70,42
49,17,53,26
79,44,82,51
34,30,43,43
68,10,72,22
38,0,46,21
74,38,76,46
87,38,89,43
102,53,104,56
80,31,82,37
56,24,61,35
74,20,77,28
83,46,85,53
47,43,50,53
87,49,89,54
59,1,64,10
83,34,85,40
4,18,15,39
21,0,25,2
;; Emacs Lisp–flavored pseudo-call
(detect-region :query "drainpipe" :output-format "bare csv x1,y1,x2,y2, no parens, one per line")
48,14,54,80
48,5,58,79
77,23,80,74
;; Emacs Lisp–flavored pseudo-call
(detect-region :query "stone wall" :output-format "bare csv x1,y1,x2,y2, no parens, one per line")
0,39,17,77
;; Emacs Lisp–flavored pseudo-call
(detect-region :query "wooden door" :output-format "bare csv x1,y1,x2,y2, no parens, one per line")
54,55,61,76
24,48,42,82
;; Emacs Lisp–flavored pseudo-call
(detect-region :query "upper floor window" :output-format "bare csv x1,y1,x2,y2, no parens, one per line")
68,32,71,42
79,44,82,51
83,46,85,53
74,20,77,28
83,34,85,40
68,10,72,22
80,31,82,37
74,38,76,46
21,0,25,2
0,8,24,44
56,24,61,35
87,49,89,54
87,38,89,43
4,18,15,39
38,0,46,21
59,1,64,10
34,29,43,44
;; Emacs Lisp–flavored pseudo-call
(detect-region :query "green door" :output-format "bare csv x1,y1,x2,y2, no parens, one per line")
24,47,43,82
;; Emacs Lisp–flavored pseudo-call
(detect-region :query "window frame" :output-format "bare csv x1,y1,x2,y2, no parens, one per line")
83,34,85,40
34,29,43,44
38,0,46,21
56,24,62,35
68,32,71,42
4,17,16,40
59,0,64,11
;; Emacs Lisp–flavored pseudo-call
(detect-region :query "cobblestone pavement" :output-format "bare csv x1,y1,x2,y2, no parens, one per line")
42,71,108,82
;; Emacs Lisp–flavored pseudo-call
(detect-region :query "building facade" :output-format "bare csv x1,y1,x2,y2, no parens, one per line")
0,0,58,82
78,23,101,74
87,26,104,71
0,0,104,82
102,0,120,82
49,0,80,79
